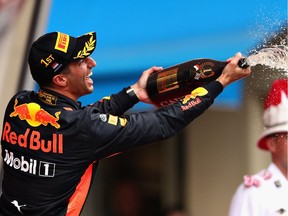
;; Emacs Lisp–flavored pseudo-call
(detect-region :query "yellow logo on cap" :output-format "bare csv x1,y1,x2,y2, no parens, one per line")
55,32,70,53
73,32,95,59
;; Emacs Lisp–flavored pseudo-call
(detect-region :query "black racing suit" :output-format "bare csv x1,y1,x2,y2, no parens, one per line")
0,81,223,216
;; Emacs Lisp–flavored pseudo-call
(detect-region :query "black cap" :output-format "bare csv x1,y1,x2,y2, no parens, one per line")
28,31,96,86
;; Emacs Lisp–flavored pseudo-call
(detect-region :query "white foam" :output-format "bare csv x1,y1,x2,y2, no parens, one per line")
246,44,288,73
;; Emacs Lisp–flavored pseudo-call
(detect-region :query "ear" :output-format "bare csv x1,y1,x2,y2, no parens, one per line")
52,74,67,87
266,137,277,153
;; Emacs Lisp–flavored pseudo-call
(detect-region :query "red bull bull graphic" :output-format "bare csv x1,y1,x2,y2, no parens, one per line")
10,100,32,120
181,87,208,111
181,87,208,104
10,99,61,129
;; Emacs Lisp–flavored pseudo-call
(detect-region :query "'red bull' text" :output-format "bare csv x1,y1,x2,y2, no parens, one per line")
2,122,63,154
181,97,202,111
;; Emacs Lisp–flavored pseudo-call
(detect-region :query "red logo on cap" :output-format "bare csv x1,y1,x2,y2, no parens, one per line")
55,32,69,53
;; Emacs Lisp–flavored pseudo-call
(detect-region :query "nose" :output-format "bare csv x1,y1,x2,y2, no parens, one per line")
87,56,96,68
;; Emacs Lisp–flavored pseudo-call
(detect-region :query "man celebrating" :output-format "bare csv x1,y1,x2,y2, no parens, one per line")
0,31,250,216
229,79,288,216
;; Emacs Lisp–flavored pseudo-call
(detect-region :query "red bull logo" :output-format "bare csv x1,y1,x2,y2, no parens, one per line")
181,97,202,111
182,94,195,105
182,87,208,104
10,101,32,120
10,99,61,129
2,122,63,154
181,87,208,111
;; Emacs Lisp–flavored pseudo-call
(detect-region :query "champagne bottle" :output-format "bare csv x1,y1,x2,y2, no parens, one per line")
147,58,249,107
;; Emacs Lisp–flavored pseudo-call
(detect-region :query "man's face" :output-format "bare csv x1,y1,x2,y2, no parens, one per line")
268,132,288,172
64,57,96,99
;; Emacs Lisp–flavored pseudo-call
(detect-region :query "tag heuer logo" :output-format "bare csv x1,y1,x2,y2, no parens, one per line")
99,114,107,122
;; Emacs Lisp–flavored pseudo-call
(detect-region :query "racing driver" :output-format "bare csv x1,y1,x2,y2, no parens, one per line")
0,31,250,215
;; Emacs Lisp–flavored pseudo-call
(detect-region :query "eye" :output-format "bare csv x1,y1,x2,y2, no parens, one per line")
78,59,84,65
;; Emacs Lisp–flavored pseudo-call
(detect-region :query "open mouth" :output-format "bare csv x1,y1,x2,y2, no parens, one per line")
87,71,93,77
86,72,93,84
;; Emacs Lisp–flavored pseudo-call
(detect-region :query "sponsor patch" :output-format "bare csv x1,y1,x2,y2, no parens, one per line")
100,96,111,103
55,32,70,53
2,122,63,154
9,99,61,129
119,117,127,127
4,149,56,177
99,114,107,122
182,87,208,105
181,97,202,111
38,90,58,105
108,115,118,126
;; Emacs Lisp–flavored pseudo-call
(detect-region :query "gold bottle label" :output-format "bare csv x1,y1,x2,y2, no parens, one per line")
156,68,179,94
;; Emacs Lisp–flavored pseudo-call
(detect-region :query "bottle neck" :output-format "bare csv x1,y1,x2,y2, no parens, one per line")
238,58,250,69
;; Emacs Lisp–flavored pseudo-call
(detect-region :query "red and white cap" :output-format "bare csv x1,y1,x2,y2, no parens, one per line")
257,79,288,150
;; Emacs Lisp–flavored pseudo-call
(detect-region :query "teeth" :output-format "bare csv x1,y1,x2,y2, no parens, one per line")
87,72,93,77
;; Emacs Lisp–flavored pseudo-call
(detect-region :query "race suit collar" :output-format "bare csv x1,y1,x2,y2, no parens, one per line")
38,88,81,109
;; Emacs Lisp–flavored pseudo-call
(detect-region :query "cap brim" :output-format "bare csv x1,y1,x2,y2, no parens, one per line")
257,123,288,150
72,32,96,61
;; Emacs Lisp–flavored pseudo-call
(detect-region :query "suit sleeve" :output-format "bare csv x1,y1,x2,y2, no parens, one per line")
86,81,223,159
92,88,137,116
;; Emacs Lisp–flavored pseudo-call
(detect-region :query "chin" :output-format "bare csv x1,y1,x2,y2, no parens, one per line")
87,86,94,93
